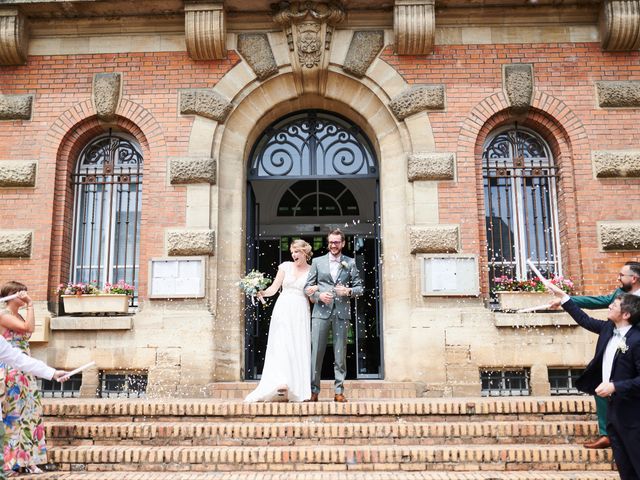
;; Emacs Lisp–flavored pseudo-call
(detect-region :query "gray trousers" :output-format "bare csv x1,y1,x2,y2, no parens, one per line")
311,314,348,394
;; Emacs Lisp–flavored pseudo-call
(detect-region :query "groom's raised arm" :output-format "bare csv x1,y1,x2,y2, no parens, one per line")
305,259,319,302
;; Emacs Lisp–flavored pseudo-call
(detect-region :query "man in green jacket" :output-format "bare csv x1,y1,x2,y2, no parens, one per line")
549,261,640,449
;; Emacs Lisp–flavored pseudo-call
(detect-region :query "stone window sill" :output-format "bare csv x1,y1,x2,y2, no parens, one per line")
51,316,133,331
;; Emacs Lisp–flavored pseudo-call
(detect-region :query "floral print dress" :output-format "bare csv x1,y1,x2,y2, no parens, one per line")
1,312,47,473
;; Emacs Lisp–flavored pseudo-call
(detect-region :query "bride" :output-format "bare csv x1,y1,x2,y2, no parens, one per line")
244,239,315,402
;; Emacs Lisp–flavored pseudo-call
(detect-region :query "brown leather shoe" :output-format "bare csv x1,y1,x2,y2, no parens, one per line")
334,393,348,403
584,436,611,449
304,392,319,402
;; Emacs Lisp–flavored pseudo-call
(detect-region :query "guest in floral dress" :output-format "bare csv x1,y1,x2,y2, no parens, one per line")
0,281,47,475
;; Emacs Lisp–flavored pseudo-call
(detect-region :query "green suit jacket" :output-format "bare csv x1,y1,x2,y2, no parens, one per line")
571,288,624,309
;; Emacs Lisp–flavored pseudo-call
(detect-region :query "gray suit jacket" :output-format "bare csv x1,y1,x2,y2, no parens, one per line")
305,253,364,320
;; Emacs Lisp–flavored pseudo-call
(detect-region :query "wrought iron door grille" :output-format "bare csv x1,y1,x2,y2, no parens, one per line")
70,133,142,306
480,368,530,396
483,127,562,296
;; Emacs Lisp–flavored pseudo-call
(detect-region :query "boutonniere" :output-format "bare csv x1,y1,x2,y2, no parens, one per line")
340,260,349,270
617,337,629,354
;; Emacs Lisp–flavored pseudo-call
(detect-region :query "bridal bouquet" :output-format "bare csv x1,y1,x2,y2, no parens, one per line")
238,270,272,305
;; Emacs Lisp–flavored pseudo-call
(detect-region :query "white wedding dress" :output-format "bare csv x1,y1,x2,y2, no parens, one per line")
244,262,312,402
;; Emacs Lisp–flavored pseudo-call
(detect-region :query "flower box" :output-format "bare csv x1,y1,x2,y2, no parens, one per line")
61,294,130,314
495,291,554,311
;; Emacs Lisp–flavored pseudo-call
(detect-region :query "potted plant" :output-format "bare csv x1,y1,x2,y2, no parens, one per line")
492,275,574,311
57,280,134,314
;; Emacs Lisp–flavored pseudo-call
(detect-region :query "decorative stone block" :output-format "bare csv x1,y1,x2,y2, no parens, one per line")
408,152,455,181
600,0,640,51
0,230,32,258
0,8,28,65
0,93,33,120
0,160,37,187
167,229,215,256
394,0,435,55
592,150,640,178
343,30,384,78
180,90,232,123
169,157,216,185
503,64,533,112
599,222,640,251
596,81,640,108
389,85,445,121
408,225,459,254
237,33,278,81
93,73,121,121
185,2,226,60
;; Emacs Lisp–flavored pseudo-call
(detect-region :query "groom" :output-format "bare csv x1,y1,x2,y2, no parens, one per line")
305,229,364,402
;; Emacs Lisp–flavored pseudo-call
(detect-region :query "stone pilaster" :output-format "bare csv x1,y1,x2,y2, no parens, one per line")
408,152,455,181
343,30,384,78
169,157,216,185
0,93,33,120
394,0,435,55
93,73,122,121
179,89,232,123
503,64,533,113
599,222,640,251
389,85,445,121
596,81,640,107
600,0,640,51
592,150,640,177
0,160,37,187
0,8,28,65
185,2,226,60
237,33,278,81
408,225,459,254
0,230,32,258
167,229,215,256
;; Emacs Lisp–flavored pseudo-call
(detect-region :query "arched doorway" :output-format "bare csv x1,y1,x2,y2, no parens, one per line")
245,110,383,380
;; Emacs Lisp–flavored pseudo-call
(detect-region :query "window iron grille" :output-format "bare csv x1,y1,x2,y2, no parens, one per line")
548,367,585,395
480,368,530,397
38,373,82,398
98,371,147,398
277,179,359,216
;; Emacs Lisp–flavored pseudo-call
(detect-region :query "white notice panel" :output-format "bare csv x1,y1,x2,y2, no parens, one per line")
149,257,205,298
421,255,479,296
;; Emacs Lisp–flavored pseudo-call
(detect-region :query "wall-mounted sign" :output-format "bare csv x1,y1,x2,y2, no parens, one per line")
148,257,205,298
420,254,479,296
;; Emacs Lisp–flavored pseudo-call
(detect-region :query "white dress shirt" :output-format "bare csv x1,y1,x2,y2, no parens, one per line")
329,254,341,282
602,325,632,383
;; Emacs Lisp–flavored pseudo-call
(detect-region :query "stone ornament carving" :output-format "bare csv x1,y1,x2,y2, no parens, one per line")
237,33,278,81
599,222,640,250
592,150,640,178
169,157,216,185
596,81,640,107
273,1,345,95
180,89,232,123
394,0,435,55
0,230,32,258
343,30,385,78
0,93,33,121
600,0,640,51
408,153,455,181
504,64,533,112
93,73,122,121
389,85,445,121
0,8,28,65
185,2,226,60
408,225,459,254
0,160,37,187
167,229,216,256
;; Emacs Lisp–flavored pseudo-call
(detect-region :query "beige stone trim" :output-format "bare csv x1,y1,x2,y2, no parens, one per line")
93,73,122,121
598,221,640,251
167,229,216,256
237,33,278,81
408,152,455,181
179,89,232,123
596,80,640,108
394,0,435,55
0,93,33,121
0,7,28,65
0,160,37,187
592,150,640,178
343,30,385,78
408,225,459,254
0,230,32,258
51,316,133,330
600,0,640,51
389,85,445,121
503,64,533,112
169,156,216,185
184,1,226,60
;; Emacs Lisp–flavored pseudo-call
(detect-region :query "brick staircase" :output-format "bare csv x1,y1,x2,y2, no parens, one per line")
22,382,618,480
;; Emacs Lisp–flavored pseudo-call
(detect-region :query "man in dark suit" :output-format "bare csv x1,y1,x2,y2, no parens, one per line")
547,280,640,480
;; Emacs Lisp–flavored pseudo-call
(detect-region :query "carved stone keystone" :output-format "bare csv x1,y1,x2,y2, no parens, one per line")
592,150,640,178
0,160,37,187
0,230,32,258
237,33,278,81
504,64,533,112
596,81,640,107
408,225,459,254
599,222,640,250
169,157,216,185
0,8,28,65
273,1,345,96
0,93,33,120
185,2,226,60
343,30,384,78
394,0,435,55
167,229,215,256
600,0,640,51
408,153,455,181
93,73,122,121
389,85,445,120
180,89,232,123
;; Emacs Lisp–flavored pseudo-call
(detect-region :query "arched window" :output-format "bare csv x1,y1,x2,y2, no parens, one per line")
277,179,359,216
483,126,562,291
70,132,143,304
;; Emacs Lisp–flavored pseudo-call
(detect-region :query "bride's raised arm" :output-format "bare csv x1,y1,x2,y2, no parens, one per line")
257,264,286,298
